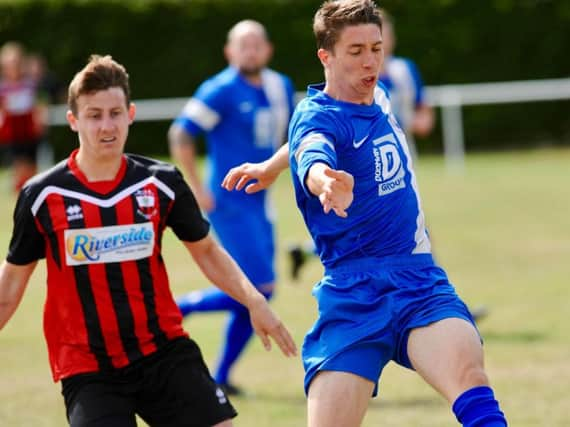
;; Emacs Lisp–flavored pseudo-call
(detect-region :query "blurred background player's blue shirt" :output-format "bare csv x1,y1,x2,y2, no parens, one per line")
288,84,432,268
173,66,295,210
378,56,425,133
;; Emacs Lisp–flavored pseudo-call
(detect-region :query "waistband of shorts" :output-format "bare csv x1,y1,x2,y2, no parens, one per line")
324,253,435,275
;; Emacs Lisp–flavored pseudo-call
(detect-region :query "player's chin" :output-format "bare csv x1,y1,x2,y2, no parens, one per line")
239,65,263,76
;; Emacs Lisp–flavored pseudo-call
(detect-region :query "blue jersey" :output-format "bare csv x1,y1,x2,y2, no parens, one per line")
288,83,431,268
174,66,295,210
378,56,426,132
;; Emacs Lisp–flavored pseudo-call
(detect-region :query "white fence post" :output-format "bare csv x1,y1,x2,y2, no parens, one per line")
439,87,466,173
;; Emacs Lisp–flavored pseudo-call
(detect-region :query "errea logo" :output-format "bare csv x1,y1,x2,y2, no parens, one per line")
66,204,84,222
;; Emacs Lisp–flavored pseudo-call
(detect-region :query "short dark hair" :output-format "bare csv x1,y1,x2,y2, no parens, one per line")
68,55,130,115
313,0,382,51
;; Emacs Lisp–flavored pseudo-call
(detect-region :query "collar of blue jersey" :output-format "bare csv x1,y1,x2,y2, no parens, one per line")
306,83,382,115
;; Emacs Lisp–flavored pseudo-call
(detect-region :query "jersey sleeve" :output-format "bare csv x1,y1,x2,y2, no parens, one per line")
405,59,426,106
289,106,339,198
284,76,297,121
172,79,226,138
166,169,210,242
6,188,45,265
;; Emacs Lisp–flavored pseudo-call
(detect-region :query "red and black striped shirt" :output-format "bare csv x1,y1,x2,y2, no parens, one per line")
7,150,209,381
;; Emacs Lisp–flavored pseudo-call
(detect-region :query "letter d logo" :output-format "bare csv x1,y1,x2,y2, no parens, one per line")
373,134,401,182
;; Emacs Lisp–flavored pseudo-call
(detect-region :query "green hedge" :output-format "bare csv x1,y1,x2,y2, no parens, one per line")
2,0,569,158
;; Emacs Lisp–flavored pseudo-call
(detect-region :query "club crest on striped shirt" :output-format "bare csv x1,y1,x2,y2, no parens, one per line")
135,188,157,220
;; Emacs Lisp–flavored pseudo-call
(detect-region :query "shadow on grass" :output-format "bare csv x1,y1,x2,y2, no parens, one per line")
481,330,546,343
368,397,443,410
234,392,442,410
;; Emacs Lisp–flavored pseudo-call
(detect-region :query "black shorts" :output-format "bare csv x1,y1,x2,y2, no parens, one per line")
2,140,39,164
61,337,237,427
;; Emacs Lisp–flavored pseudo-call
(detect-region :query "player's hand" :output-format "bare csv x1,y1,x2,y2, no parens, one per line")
318,168,354,218
222,160,279,194
248,296,297,357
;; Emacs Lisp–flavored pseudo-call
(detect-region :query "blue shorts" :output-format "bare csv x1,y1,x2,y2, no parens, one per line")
302,254,476,396
209,206,275,287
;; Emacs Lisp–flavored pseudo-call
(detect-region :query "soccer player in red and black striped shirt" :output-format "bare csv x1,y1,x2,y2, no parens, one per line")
0,54,296,427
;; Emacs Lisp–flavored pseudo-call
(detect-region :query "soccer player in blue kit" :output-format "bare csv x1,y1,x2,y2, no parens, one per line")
223,1,508,425
168,20,296,395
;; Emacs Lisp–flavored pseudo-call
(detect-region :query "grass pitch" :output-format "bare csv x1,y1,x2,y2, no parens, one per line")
0,147,569,426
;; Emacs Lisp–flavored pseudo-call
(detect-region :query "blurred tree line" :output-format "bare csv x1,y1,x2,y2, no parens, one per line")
1,0,568,158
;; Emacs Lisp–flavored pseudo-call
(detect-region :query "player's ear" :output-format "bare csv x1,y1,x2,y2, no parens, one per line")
66,110,78,132
223,43,232,63
128,102,136,124
317,48,330,67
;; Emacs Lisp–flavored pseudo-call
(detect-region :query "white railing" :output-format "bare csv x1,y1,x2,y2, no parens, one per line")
49,77,570,171
425,78,570,171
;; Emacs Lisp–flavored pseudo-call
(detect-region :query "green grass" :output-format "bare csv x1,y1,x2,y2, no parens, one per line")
1,147,569,426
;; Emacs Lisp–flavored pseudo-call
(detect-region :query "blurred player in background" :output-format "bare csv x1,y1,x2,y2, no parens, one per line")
0,54,296,427
378,12,434,161
222,1,507,426
168,20,296,395
0,41,47,192
26,52,65,171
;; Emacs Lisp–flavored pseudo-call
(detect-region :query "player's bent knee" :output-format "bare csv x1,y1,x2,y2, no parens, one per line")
459,365,489,391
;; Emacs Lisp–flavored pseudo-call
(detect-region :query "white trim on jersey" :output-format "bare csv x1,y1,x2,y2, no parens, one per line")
181,98,221,131
373,85,392,115
388,114,431,254
31,176,175,216
295,133,335,163
261,69,290,151
385,57,417,131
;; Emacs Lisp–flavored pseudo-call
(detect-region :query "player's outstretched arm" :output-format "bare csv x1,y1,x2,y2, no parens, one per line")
306,163,354,218
183,236,297,357
0,260,37,331
222,143,290,194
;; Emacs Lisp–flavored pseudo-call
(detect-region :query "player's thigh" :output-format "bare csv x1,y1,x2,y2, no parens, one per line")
407,317,489,403
307,370,374,427
61,375,137,427
137,338,237,427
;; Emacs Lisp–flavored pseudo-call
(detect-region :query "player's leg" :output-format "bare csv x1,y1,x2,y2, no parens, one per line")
177,286,243,316
407,318,507,426
303,262,397,427
208,209,276,393
390,259,507,426
307,371,373,427
287,240,316,280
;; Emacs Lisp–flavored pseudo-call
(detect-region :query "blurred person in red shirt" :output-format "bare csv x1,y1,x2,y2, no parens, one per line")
0,42,47,192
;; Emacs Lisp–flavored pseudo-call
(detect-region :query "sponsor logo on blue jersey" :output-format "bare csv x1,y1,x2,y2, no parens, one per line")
372,133,406,196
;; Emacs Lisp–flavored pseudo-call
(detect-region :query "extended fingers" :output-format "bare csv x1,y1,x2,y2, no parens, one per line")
269,323,297,357
222,165,255,191
221,167,240,190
